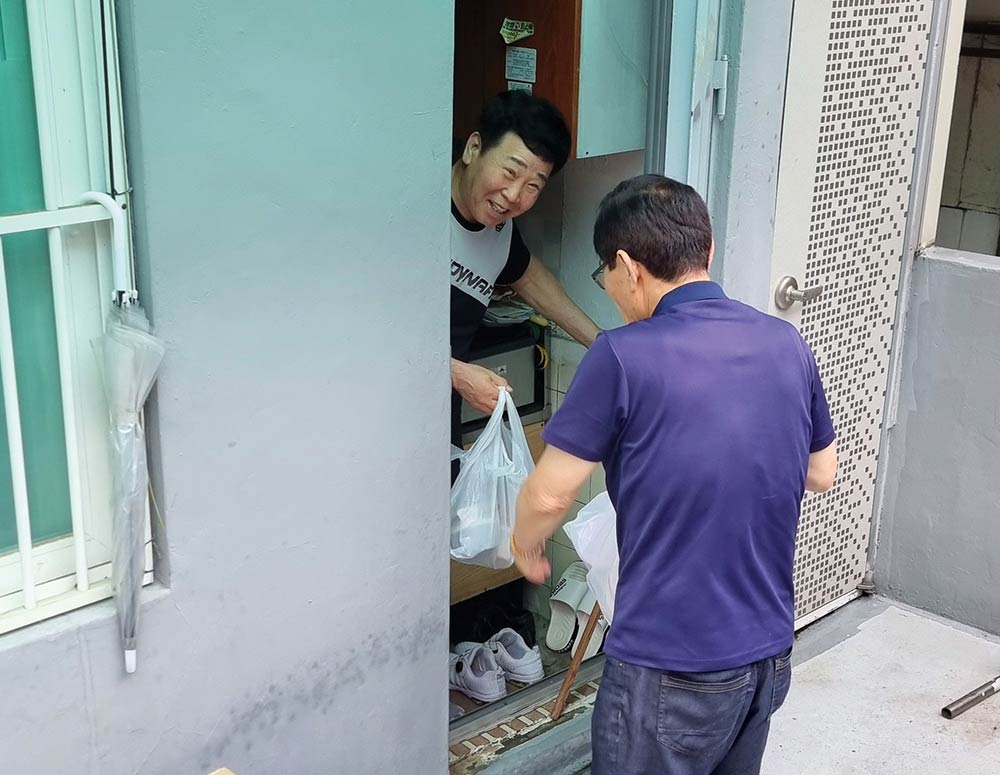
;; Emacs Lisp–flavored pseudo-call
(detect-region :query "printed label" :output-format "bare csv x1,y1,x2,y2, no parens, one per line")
505,47,537,84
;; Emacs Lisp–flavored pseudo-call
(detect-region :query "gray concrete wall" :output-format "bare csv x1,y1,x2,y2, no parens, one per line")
558,151,645,332
0,3,453,774
517,150,644,332
875,248,1000,636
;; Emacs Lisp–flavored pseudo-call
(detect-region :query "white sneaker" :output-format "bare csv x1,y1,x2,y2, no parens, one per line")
490,628,545,684
455,628,545,685
449,644,507,703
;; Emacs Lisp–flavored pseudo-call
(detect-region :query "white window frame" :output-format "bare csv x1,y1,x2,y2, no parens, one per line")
0,0,152,634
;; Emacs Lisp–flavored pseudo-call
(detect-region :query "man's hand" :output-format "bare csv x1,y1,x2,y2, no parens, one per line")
451,358,511,414
513,539,551,584
513,447,598,584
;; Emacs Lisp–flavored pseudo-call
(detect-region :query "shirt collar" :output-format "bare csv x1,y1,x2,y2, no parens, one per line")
653,280,727,316
451,200,485,232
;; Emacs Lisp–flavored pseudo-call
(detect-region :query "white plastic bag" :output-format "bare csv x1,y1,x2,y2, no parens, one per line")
563,491,619,624
450,390,534,569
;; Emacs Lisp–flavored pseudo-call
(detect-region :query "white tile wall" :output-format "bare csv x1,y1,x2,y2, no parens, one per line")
937,205,1000,257
524,581,552,618
958,209,1000,256
551,337,587,393
553,501,584,548
960,57,1000,213
941,56,978,208
550,542,582,587
545,387,562,415
591,464,607,497
936,206,964,249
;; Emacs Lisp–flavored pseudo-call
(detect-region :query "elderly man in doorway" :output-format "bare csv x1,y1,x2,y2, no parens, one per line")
449,91,599,474
511,174,837,775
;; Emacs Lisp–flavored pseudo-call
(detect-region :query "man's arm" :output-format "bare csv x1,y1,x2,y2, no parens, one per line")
806,440,837,492
512,256,601,348
513,446,598,583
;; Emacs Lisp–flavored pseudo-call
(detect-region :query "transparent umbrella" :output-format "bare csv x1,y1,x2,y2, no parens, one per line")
84,192,165,674
93,304,164,673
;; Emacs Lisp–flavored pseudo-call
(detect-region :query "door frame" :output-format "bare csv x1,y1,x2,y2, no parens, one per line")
645,0,727,201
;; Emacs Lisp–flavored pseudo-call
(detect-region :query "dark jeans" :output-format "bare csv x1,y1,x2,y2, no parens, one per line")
591,648,792,775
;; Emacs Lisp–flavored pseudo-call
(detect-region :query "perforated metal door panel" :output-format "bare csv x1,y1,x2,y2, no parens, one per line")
771,0,933,621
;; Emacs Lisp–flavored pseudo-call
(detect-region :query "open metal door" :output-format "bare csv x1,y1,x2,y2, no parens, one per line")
770,0,935,626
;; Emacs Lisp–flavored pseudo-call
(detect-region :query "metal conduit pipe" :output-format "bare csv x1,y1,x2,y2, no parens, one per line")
941,675,1000,720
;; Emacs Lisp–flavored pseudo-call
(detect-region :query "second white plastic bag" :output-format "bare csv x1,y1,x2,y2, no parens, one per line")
563,491,619,624
450,389,534,569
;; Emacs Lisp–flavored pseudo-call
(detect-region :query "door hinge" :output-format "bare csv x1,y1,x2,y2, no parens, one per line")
712,56,729,121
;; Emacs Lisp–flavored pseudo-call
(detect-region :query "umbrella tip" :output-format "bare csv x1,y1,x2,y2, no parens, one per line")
125,649,137,674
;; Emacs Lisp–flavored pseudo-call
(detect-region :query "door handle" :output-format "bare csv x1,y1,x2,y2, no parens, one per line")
774,276,824,311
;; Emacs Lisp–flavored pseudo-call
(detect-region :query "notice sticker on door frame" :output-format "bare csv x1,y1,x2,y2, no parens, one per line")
500,18,534,45
505,47,537,84
507,81,533,94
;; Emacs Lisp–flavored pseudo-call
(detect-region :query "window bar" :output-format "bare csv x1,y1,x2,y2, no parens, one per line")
0,239,38,609
48,229,90,591
26,0,93,594
0,206,115,594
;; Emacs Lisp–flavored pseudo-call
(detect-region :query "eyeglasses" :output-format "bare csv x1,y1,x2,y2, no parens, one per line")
591,264,606,290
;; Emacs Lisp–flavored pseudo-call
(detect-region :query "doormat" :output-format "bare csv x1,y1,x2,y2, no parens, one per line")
449,680,600,772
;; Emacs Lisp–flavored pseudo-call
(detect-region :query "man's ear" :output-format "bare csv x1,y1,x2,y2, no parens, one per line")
707,239,715,271
618,249,641,289
462,132,482,165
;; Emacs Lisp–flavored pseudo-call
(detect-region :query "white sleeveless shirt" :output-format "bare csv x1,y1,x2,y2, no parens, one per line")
450,216,514,308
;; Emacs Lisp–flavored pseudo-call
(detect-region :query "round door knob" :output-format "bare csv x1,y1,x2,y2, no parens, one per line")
774,275,824,310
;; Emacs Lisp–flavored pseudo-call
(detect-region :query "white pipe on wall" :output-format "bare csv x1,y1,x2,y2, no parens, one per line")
79,192,132,300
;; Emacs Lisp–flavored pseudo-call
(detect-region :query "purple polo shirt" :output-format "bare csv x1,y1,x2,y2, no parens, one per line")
542,281,835,672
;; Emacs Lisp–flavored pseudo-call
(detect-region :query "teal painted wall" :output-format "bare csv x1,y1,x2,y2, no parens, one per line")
0,3,454,773
576,0,652,158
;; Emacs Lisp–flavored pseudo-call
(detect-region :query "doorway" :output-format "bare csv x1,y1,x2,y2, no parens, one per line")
445,0,731,739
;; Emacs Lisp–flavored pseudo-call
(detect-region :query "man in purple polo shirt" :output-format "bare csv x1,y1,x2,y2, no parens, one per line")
512,174,837,775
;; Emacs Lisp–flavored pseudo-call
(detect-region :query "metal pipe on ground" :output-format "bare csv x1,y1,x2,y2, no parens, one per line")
941,675,1000,720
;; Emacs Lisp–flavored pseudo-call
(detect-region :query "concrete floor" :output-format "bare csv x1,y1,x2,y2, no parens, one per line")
572,597,1000,775
762,597,1000,774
